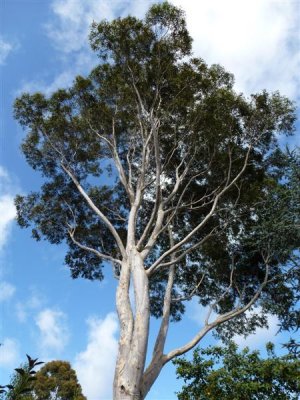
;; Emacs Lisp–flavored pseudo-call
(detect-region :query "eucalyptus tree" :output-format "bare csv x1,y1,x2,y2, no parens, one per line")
14,2,299,399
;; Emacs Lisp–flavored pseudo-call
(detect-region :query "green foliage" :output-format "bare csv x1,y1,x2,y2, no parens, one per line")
0,355,43,400
282,338,300,357
32,360,86,400
174,342,300,399
13,1,300,334
1,359,86,400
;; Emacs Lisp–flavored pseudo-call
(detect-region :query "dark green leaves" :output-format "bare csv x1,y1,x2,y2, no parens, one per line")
174,342,300,400
0,358,86,400
14,1,299,329
0,355,43,400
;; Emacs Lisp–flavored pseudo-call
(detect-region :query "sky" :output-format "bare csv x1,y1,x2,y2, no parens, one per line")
0,0,299,399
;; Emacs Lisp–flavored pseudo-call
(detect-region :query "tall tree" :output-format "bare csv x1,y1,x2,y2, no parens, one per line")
174,342,300,400
14,2,299,398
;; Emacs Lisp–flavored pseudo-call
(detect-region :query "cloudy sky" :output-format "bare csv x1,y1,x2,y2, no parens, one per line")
0,0,299,399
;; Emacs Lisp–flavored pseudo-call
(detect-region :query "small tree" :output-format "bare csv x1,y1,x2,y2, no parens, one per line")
0,355,43,400
32,360,86,400
174,342,300,399
14,2,299,398
0,359,85,400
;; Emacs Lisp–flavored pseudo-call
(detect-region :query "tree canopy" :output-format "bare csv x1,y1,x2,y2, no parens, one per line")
32,360,86,400
1,359,86,400
174,341,300,400
13,1,299,398
0,355,43,400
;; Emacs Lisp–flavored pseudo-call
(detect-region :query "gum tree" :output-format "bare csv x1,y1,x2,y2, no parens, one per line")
14,2,299,399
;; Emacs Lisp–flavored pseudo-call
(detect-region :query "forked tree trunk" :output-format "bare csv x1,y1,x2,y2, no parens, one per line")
113,250,150,399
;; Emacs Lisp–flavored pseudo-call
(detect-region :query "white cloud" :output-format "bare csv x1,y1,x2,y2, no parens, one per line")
0,167,16,251
23,0,299,103
188,299,217,326
21,0,155,95
47,0,153,53
0,195,16,249
171,0,300,99
0,37,13,65
74,313,118,400
47,0,119,53
188,301,281,351
16,290,44,323
233,311,280,350
36,308,69,355
19,69,81,97
0,281,16,302
0,338,20,368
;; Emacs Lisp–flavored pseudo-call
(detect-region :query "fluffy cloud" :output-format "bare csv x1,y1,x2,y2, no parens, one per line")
0,338,20,368
47,0,122,53
21,0,155,95
16,290,44,322
23,0,299,105
36,308,70,355
19,59,95,96
0,167,16,251
233,311,280,349
171,0,300,99
0,195,16,249
74,313,118,400
0,36,13,65
47,0,154,53
188,300,282,350
0,281,16,302
188,299,217,326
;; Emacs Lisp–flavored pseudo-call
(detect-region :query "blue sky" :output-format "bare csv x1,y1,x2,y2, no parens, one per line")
0,0,299,399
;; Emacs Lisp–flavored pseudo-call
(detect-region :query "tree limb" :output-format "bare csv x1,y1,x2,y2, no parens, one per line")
147,145,252,273
61,163,127,258
163,256,270,363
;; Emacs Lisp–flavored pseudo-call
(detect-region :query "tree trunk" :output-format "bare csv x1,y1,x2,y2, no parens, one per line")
140,356,165,399
113,250,150,399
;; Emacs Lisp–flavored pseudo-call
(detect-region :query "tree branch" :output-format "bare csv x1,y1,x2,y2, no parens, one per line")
147,145,252,273
61,163,127,258
172,273,205,302
163,255,270,363
148,227,216,276
87,118,135,203
68,228,122,266
153,226,176,356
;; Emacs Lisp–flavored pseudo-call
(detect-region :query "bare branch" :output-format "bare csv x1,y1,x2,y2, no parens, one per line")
142,227,176,389
162,151,195,206
205,258,235,325
164,255,270,363
111,117,135,202
148,227,216,276
172,273,205,302
68,228,122,266
147,145,252,273
153,226,175,356
139,123,165,255
88,118,134,203
61,163,127,258
87,120,114,148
